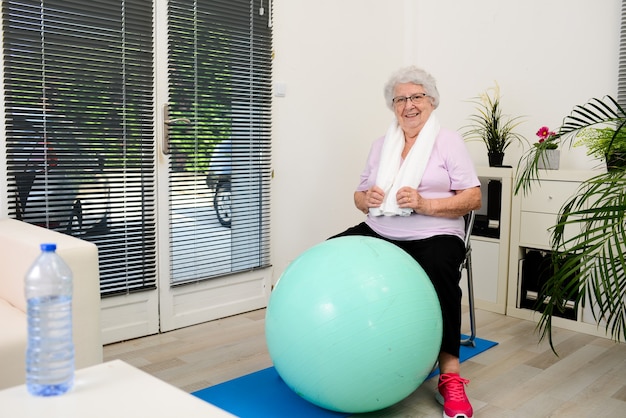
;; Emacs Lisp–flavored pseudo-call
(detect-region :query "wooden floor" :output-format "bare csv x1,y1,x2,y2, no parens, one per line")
104,308,626,417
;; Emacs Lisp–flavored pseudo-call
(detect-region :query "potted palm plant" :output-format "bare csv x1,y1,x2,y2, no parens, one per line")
463,83,526,166
516,95,626,351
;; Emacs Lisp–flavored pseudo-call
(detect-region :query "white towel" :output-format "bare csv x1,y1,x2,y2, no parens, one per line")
370,113,440,217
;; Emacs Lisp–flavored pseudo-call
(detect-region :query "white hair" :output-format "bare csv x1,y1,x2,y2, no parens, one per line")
383,66,440,110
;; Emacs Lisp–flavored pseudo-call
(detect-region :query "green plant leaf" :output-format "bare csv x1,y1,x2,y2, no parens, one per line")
515,96,626,353
536,171,626,353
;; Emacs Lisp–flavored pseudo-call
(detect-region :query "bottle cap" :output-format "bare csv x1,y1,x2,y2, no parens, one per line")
40,243,57,252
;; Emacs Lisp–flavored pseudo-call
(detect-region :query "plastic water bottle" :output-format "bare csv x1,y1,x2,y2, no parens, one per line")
25,243,75,396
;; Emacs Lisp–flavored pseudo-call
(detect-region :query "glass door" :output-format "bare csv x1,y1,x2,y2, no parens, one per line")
2,0,160,343
2,0,272,342
156,0,273,332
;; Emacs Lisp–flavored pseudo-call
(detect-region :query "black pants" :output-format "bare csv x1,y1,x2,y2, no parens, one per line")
329,223,465,358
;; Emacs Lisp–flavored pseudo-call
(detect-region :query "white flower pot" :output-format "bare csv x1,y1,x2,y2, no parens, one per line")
537,149,560,170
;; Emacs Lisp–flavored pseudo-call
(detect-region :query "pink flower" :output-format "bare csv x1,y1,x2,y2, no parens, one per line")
534,126,559,149
536,126,556,140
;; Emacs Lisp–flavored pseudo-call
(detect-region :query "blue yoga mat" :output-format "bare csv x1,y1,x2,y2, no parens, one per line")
193,335,497,418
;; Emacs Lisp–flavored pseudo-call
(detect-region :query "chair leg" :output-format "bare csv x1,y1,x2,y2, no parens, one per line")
460,251,476,347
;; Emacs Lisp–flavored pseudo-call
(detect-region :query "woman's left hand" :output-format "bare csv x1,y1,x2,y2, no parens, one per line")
396,187,424,213
396,186,481,218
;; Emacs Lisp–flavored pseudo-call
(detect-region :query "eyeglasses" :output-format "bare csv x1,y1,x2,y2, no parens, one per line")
392,93,429,107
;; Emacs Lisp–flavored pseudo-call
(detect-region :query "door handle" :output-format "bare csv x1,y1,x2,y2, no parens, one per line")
162,104,191,155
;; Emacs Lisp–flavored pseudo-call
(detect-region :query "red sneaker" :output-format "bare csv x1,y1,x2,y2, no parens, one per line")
436,373,473,418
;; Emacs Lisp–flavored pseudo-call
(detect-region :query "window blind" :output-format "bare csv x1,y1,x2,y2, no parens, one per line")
167,0,272,284
617,0,626,107
3,0,156,296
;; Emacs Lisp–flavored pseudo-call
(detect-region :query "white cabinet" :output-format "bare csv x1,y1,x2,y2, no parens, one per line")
517,178,583,250
461,166,512,314
506,169,612,337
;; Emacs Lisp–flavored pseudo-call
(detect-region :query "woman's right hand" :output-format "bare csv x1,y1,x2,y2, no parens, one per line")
356,186,385,214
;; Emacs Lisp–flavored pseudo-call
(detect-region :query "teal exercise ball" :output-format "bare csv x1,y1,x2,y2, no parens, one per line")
265,236,443,413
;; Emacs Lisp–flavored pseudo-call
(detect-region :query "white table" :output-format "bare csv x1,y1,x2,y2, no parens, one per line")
0,359,236,417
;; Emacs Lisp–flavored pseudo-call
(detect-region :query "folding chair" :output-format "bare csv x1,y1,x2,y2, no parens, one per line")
460,210,477,347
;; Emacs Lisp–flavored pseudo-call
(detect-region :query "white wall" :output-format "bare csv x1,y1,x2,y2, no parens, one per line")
270,0,409,280
270,0,621,284
414,0,620,169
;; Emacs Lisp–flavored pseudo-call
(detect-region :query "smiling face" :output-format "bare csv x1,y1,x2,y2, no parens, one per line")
392,82,435,140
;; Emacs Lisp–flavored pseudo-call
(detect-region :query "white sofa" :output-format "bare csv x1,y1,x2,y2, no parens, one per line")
0,218,103,389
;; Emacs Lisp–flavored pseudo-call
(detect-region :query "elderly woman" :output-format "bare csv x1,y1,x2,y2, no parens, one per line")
330,66,481,418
